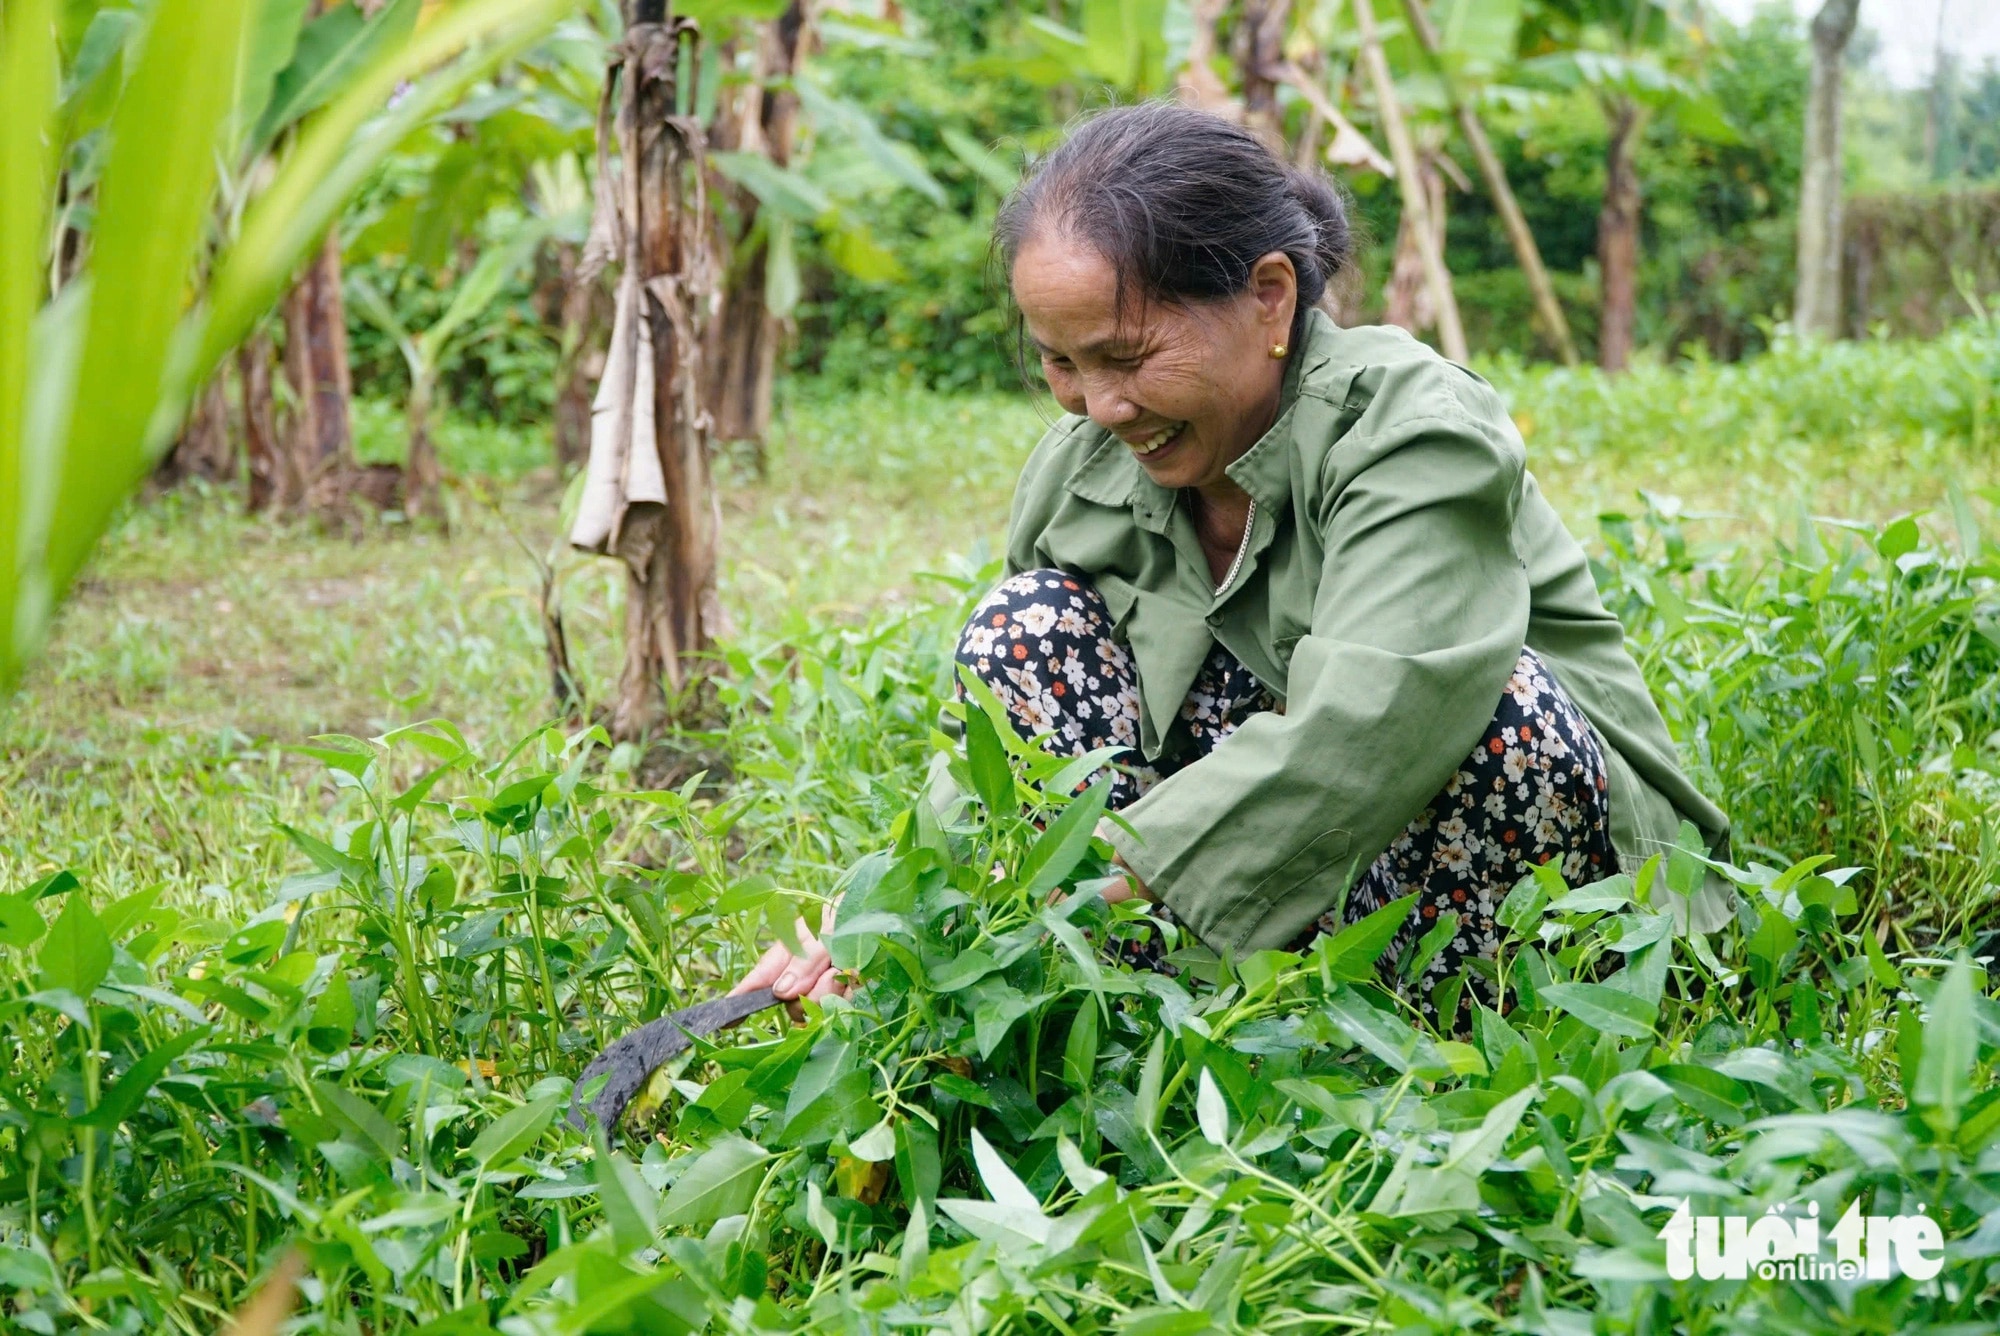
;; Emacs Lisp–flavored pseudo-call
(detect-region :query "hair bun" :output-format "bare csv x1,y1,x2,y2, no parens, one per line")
1285,168,1352,283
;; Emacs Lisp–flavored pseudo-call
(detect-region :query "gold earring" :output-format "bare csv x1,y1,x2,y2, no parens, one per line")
1269,343,1288,359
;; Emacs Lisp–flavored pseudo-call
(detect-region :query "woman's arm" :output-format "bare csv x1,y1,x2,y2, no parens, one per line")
1104,371,1532,955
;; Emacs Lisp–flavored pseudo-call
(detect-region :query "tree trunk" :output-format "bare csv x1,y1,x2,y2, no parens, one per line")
1235,1,1290,147
577,1,722,741
704,1,806,453
1795,0,1861,340
405,374,441,520
239,333,282,511
158,373,237,486
1401,0,1578,366
279,230,362,509
1177,0,1236,116
1596,97,1644,373
1385,152,1450,334
1353,0,1467,362
549,242,604,471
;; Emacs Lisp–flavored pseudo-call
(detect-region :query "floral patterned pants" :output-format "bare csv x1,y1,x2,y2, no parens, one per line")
955,568,1617,1014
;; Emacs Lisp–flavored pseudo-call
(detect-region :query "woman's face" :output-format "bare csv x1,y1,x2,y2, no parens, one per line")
1011,230,1299,495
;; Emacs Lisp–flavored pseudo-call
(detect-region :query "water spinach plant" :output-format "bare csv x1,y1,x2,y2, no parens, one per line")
4,521,2000,1333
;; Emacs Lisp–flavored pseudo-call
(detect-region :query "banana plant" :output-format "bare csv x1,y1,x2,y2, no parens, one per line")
0,0,580,690
1519,0,1738,369
706,67,947,324
347,217,552,516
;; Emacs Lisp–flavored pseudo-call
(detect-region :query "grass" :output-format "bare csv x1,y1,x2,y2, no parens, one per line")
3,329,2000,1333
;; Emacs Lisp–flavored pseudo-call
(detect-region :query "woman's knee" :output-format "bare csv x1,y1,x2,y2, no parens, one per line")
954,569,1106,678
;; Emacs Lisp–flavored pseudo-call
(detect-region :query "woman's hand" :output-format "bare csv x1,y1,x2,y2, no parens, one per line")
730,906,851,1018
1094,818,1155,906
1100,869,1153,905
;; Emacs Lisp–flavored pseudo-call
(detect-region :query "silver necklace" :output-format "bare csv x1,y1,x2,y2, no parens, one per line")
1215,498,1257,595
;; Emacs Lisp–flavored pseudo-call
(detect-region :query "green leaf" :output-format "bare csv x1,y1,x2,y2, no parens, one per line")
1746,907,1797,989
1915,955,1978,1133
1405,910,1459,981
226,0,312,157
657,1135,770,1228
1195,1068,1228,1147
24,869,80,900
1536,982,1657,1039
822,218,903,284
317,1081,403,1162
972,983,1034,1061
1322,985,1453,1079
1495,875,1548,932
963,699,1014,818
1863,930,1901,988
467,1093,561,1170
594,1141,659,1255
0,0,60,627
277,822,373,883
930,1071,993,1107
895,1117,941,1207
674,0,792,20
764,214,801,317
795,74,945,204
84,1028,209,1128
1135,1028,1166,1131
775,1068,875,1147
1711,1047,1817,1109
0,894,45,949
1875,514,1921,562
39,0,261,671
419,221,545,361
201,0,574,378
938,125,1018,194
1062,999,1099,1091
1315,892,1417,981
307,973,356,1054
1019,779,1112,899
710,151,833,221
1653,1063,1749,1125
1434,0,1521,71
256,0,417,145
38,893,111,998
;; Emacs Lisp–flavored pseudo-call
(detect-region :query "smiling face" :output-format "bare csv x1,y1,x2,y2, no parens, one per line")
1011,229,1299,495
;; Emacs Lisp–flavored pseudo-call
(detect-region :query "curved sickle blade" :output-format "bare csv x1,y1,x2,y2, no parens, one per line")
568,988,781,1133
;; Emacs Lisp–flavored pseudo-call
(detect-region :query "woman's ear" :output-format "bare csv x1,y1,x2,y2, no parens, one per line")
1248,251,1299,338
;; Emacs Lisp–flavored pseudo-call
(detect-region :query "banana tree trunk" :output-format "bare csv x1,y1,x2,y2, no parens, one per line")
1400,0,1578,366
405,371,441,521
1385,151,1451,336
572,1,723,741
276,230,358,509
549,241,604,471
1235,0,1289,147
1177,0,1235,115
239,332,281,511
1597,96,1644,373
1353,0,1467,362
704,0,806,453
158,373,237,485
1795,0,1861,340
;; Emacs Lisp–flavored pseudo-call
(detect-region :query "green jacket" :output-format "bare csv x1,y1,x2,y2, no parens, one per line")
1003,310,1731,956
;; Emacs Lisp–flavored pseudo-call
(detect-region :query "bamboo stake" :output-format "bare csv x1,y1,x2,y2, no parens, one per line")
1400,0,1578,366
1352,0,1467,362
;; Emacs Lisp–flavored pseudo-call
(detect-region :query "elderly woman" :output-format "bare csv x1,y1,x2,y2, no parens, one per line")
738,102,1727,1015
